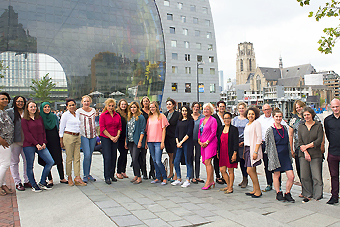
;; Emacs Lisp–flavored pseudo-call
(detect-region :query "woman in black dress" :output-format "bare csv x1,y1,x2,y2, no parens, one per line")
38,102,67,186
116,99,129,179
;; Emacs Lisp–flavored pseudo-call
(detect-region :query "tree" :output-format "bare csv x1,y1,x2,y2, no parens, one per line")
30,73,56,102
297,0,340,54
0,61,8,91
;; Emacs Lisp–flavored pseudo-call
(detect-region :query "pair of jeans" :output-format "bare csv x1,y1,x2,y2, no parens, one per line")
117,140,128,174
148,142,166,180
23,146,54,187
128,142,141,177
81,136,96,177
100,136,118,180
174,142,193,180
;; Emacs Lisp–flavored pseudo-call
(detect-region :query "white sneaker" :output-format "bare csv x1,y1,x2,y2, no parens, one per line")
181,181,190,188
171,180,182,186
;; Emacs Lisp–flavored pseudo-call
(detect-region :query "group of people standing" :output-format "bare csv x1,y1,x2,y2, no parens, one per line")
1,91,340,205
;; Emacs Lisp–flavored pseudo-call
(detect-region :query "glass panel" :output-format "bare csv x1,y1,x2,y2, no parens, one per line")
185,83,191,93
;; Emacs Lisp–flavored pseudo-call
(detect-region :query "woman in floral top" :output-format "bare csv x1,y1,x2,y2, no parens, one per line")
0,92,14,196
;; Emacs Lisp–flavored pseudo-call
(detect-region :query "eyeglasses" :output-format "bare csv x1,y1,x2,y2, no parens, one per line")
263,109,271,111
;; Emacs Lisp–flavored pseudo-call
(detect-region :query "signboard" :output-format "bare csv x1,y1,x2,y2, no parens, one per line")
199,83,204,93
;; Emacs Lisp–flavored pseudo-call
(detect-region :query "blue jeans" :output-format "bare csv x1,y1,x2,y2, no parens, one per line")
100,136,118,180
81,136,96,177
174,142,193,180
23,146,54,187
148,142,167,180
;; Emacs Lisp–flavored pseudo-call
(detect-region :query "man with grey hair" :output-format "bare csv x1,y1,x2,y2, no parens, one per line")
257,104,287,192
324,98,340,204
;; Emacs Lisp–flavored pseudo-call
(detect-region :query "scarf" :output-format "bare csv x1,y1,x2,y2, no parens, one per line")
40,102,56,130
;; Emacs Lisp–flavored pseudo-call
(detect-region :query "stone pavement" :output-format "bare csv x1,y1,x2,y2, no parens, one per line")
0,170,20,227
13,150,340,227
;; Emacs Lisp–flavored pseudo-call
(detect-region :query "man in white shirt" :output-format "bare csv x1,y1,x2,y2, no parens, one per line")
257,104,287,192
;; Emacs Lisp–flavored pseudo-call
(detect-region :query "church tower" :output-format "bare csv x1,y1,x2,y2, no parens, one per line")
236,42,256,85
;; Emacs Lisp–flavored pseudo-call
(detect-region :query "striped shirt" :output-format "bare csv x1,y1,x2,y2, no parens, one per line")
76,108,97,139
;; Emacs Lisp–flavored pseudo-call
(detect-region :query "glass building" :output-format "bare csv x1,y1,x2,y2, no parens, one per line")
0,1,165,103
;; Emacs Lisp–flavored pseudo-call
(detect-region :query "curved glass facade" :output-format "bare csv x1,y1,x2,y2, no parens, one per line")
0,0,165,103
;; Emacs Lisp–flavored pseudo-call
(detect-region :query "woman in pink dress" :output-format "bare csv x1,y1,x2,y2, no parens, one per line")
198,103,218,190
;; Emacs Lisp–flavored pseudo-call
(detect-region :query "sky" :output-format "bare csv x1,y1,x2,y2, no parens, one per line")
209,0,340,81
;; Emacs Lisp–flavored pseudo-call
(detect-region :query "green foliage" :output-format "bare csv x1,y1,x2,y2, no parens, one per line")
30,73,56,102
297,0,340,54
0,61,8,91
320,97,325,106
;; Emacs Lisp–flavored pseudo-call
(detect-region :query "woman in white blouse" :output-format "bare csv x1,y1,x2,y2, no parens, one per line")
76,95,97,183
59,99,86,186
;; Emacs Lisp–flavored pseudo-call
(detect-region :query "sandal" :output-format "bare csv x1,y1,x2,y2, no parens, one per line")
216,178,224,185
224,190,233,194
191,179,198,184
196,179,205,183
0,189,6,196
1,185,13,194
122,173,128,178
219,188,228,191
116,173,123,179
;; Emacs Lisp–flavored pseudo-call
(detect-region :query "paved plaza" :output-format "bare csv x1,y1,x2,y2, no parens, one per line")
5,148,339,227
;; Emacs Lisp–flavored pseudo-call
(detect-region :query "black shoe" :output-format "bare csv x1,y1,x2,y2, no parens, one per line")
38,182,53,190
191,179,198,184
284,192,295,203
276,191,286,202
327,197,339,205
302,198,310,203
149,171,155,179
216,178,224,185
111,177,117,182
245,192,254,196
143,174,148,180
251,193,262,198
105,179,112,184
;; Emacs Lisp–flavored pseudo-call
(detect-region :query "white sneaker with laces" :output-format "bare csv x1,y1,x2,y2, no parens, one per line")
171,180,182,186
181,181,190,188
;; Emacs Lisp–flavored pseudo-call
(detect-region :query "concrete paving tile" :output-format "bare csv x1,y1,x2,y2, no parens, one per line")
154,211,182,222
179,202,202,211
131,209,157,220
134,197,156,205
288,213,339,227
170,207,195,216
228,211,285,227
166,196,189,203
112,196,135,204
121,202,145,211
145,193,166,201
102,207,131,216
143,218,171,227
95,200,120,208
193,209,216,217
328,221,340,227
203,218,243,227
266,206,314,223
182,214,209,225
205,215,225,222
110,215,144,227
122,191,145,199
143,204,168,213
168,219,193,227
196,203,221,211
88,195,111,202
157,200,181,209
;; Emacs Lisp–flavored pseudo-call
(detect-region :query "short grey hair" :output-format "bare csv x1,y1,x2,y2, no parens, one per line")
203,103,214,113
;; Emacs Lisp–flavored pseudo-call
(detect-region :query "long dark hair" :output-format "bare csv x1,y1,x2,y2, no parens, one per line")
12,96,26,124
178,105,192,121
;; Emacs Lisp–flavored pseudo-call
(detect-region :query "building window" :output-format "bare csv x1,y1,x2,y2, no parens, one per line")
240,59,243,71
198,68,203,74
206,32,211,39
197,55,202,62
190,5,196,11
208,44,213,51
164,0,170,6
172,53,178,60
193,17,198,24
195,30,200,36
177,2,183,9
249,59,252,71
210,68,215,74
185,54,190,61
171,40,177,47
256,75,261,91
210,84,216,93
203,7,208,14
184,41,189,48
172,66,178,73
209,56,214,62
199,83,204,93
205,20,210,26
185,83,191,93
181,16,186,23
185,67,191,74
183,28,188,35
196,43,201,49
172,83,178,92
170,27,175,34
167,13,173,20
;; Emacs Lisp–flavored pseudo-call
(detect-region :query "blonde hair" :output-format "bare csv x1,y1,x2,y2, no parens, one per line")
127,101,141,121
292,100,306,114
103,98,116,112
203,103,214,113
116,99,128,119
149,101,161,119
237,102,247,109
81,95,92,103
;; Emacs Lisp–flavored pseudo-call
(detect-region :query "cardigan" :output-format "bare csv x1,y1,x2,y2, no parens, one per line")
21,117,47,147
126,114,146,147
175,119,194,163
244,120,262,166
217,125,240,163
298,121,324,159
6,108,22,142
264,125,292,171
164,111,180,138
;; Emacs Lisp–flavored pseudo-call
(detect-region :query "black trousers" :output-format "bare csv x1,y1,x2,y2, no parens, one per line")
101,136,118,180
191,142,201,179
294,148,301,181
139,148,155,176
48,163,65,181
128,142,141,177
213,155,220,179
117,140,128,174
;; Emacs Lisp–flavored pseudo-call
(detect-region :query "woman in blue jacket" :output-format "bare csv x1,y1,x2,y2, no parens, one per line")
125,101,146,184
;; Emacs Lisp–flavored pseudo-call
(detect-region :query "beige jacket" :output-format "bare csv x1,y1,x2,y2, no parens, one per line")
245,120,262,166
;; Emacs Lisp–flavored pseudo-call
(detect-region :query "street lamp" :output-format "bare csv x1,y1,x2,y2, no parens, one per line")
197,61,205,102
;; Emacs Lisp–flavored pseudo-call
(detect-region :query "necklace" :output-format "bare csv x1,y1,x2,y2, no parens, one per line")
274,123,284,139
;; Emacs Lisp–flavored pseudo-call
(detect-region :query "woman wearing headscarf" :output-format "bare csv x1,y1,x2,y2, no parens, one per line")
39,102,67,186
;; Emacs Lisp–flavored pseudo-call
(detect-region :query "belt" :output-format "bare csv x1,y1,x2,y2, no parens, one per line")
64,131,80,136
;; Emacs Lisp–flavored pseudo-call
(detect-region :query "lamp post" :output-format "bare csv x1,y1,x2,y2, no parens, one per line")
197,61,204,102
